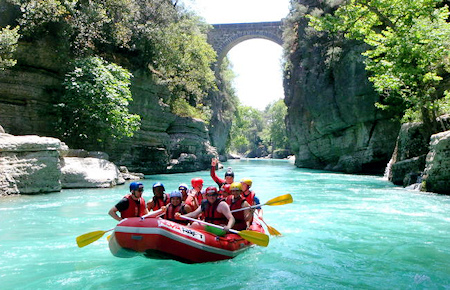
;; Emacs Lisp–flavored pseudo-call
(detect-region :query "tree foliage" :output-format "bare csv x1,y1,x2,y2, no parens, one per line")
229,100,289,155
57,56,140,148
8,0,217,119
229,105,264,154
0,25,20,70
261,99,289,152
307,0,450,135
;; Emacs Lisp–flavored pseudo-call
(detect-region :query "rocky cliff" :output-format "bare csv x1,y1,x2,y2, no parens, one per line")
0,36,223,174
283,0,400,174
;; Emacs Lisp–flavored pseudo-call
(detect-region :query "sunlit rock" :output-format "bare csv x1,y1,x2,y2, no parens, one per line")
0,134,62,195
422,130,450,194
61,157,125,188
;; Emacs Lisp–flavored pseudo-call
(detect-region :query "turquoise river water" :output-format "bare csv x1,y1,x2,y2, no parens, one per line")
1,159,449,289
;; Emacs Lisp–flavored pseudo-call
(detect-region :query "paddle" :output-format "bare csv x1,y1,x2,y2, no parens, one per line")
230,194,293,213
76,209,166,248
76,229,114,248
256,215,282,236
179,215,269,247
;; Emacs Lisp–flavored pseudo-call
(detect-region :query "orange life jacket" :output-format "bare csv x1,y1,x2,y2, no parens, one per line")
226,196,247,231
202,198,227,225
242,190,255,206
164,203,188,224
121,194,146,218
151,193,170,211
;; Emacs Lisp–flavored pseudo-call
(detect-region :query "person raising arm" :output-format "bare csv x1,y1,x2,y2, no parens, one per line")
210,158,234,188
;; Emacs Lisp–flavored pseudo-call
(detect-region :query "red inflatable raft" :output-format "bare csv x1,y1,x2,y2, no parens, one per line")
108,217,265,263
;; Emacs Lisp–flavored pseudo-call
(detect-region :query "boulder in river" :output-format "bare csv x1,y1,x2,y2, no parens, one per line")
421,130,450,194
0,133,62,195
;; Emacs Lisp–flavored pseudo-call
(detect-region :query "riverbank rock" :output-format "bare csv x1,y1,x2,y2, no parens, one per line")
0,134,62,195
421,130,450,194
387,116,450,189
388,123,429,186
61,157,125,188
273,149,291,159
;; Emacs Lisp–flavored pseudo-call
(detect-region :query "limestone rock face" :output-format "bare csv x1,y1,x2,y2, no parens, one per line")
0,134,62,195
207,89,234,159
102,72,218,174
61,157,125,188
284,1,400,174
388,123,429,186
0,37,222,174
422,130,450,194
166,116,217,173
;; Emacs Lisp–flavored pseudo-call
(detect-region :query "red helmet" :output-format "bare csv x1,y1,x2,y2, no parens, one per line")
221,184,231,194
191,178,203,188
205,186,218,195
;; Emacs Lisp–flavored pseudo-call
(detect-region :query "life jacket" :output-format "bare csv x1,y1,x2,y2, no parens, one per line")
151,193,169,211
120,194,146,218
226,196,247,231
164,203,188,224
193,189,204,205
202,198,227,225
186,190,203,211
242,190,256,206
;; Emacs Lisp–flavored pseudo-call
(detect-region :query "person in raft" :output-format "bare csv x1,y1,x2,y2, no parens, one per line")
146,182,169,212
178,186,235,232
185,178,204,211
226,182,252,231
178,183,189,202
108,181,148,221
210,158,234,188
219,183,231,198
241,178,263,219
163,190,192,224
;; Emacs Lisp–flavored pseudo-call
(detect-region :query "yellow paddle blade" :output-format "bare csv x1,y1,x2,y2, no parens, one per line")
266,225,282,236
238,230,269,247
265,194,293,206
76,230,108,248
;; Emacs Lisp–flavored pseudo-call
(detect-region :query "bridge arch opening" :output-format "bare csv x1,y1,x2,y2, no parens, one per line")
226,39,284,110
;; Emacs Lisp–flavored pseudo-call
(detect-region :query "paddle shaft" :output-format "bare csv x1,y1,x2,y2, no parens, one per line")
231,203,263,213
230,194,293,213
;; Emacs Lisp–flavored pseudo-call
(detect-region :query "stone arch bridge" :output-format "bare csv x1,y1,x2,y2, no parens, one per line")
207,21,283,74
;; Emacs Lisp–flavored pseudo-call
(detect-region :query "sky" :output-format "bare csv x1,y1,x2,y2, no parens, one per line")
178,0,291,110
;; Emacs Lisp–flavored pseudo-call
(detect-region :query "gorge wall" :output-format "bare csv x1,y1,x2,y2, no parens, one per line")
0,37,225,175
283,0,400,174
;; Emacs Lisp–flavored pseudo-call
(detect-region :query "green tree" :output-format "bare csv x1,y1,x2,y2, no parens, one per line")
57,56,140,148
0,25,20,70
262,99,289,152
308,0,450,137
150,16,217,118
229,105,264,155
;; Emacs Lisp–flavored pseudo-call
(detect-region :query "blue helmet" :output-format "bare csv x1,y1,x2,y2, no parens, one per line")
170,191,182,199
152,182,165,190
130,182,143,191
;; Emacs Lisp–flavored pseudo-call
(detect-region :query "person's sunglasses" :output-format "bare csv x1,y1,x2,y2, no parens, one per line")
137,188,144,192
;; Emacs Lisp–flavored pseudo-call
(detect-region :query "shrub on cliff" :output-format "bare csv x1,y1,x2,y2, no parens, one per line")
56,56,140,148
0,25,19,70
